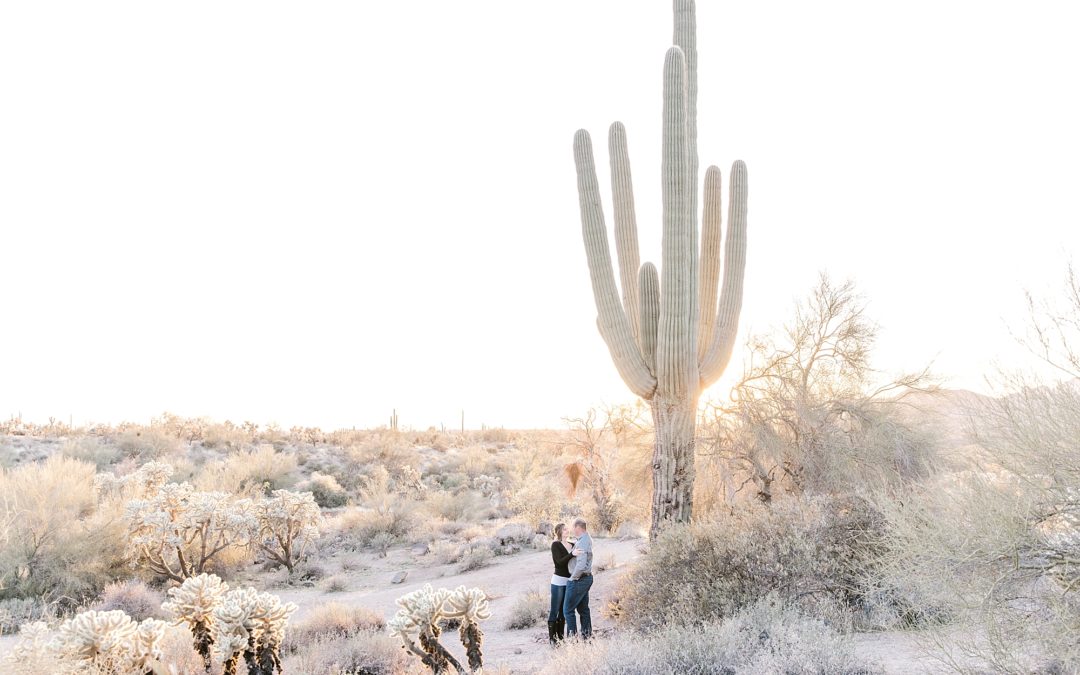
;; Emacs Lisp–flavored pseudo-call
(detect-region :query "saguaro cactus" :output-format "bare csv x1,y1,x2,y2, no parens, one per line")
573,0,748,538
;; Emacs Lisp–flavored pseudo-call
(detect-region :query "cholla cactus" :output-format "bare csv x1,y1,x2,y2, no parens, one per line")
442,587,490,672
3,621,65,675
212,587,297,675
389,584,490,674
125,481,257,581
51,610,166,674
95,460,175,500
162,573,229,670
254,489,323,573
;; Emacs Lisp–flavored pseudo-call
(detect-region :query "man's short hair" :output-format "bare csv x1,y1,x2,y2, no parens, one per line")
573,518,587,530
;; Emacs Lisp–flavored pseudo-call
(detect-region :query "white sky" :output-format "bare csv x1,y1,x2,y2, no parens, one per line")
2,1,1079,430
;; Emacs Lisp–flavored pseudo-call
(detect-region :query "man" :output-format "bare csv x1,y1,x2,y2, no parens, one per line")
562,518,593,638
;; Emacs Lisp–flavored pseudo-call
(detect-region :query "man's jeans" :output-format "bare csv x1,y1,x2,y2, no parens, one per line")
563,574,593,637
548,583,566,622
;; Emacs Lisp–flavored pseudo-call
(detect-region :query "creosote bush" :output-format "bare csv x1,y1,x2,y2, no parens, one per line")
505,591,547,630
615,495,888,630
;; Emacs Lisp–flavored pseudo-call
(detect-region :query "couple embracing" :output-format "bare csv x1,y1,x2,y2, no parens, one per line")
547,518,593,645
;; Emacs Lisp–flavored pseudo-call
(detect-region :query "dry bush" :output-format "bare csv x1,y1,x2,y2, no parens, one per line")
458,545,494,573
195,444,298,495
92,579,164,620
201,421,253,451
873,269,1080,673
0,597,52,635
423,489,491,522
0,455,127,603
342,433,421,477
614,495,887,631
503,451,567,530
156,624,207,673
876,384,1080,671
562,406,642,534
60,436,121,468
296,471,349,508
505,591,547,630
282,631,421,675
282,601,384,652
539,595,879,675
329,504,417,551
115,427,183,460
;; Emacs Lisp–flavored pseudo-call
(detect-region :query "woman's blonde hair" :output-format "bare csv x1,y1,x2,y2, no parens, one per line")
553,522,566,540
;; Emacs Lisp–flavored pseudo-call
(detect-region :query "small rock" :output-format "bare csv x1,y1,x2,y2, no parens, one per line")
411,543,430,556
514,648,523,655
391,571,409,584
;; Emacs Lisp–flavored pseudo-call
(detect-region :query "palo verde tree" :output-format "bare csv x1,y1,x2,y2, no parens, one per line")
572,0,749,537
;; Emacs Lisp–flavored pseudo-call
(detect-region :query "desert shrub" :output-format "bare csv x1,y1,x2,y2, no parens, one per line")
342,433,420,478
116,427,183,460
505,591,547,629
322,576,349,593
332,504,417,551
370,532,394,557
539,595,879,675
0,597,52,634
458,544,494,573
504,454,567,529
0,455,128,602
93,579,164,620
423,489,490,522
430,540,464,565
201,421,252,450
282,631,420,675
297,471,350,508
60,436,121,468
615,495,885,630
283,602,384,651
195,444,298,495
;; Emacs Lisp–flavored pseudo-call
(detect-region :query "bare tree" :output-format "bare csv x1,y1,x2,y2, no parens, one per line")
563,404,650,533
700,274,936,505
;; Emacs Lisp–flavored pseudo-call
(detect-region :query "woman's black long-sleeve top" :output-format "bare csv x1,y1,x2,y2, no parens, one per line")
551,541,573,578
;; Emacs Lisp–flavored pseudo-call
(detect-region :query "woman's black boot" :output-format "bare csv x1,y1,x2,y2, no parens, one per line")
547,621,559,646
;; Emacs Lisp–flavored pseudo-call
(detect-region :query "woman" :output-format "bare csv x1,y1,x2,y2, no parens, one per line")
548,522,573,645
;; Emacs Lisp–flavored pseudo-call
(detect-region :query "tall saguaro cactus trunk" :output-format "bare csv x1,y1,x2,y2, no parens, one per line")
573,0,748,539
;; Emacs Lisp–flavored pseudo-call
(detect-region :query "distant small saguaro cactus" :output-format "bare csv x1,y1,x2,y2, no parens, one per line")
572,0,749,538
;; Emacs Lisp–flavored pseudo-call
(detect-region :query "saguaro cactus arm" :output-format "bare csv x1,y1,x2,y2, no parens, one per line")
609,122,642,345
700,160,748,387
698,165,723,359
574,129,658,399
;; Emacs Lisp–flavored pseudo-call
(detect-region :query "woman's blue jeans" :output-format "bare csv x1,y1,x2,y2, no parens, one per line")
548,583,566,622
